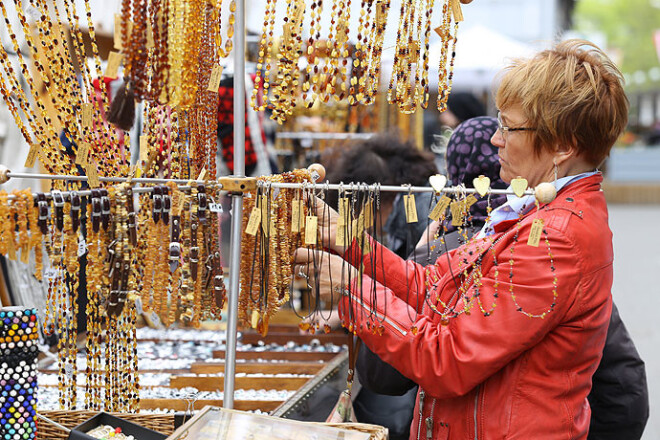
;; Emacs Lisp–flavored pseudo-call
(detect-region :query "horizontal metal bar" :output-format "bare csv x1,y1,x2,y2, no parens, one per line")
5,171,212,186
262,181,536,197
275,132,375,140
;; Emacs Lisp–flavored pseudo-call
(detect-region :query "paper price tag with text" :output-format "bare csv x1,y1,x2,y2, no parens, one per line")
207,64,224,92
82,103,93,127
139,135,149,162
105,51,123,78
335,224,347,248
527,218,544,247
404,194,418,223
337,198,349,226
464,194,478,210
86,162,100,188
364,200,374,228
304,215,318,245
113,14,123,49
24,144,39,168
429,195,451,221
450,200,465,226
291,198,303,233
75,142,90,165
245,208,262,236
450,0,464,22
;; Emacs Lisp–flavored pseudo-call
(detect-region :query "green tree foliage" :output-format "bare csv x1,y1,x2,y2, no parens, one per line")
573,0,660,76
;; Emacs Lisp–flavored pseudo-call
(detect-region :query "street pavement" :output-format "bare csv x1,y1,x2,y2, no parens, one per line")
609,204,660,440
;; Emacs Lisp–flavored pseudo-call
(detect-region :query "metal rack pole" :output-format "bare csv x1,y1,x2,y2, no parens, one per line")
223,0,246,410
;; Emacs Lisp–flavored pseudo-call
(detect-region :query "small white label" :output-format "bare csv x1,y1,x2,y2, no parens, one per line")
64,363,74,377
135,296,144,315
44,268,60,280
77,236,88,257
209,202,223,213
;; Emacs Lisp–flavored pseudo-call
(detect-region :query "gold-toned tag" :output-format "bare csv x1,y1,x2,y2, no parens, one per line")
434,25,447,39
291,198,302,233
450,200,465,226
197,167,208,181
464,194,478,210
251,310,260,329
245,207,262,236
81,103,93,127
283,23,292,42
86,162,100,188
105,51,123,78
113,14,123,50
429,195,451,221
376,0,388,26
7,239,17,261
269,216,276,237
24,145,39,168
409,41,420,64
207,64,224,92
75,142,90,165
527,218,544,247
139,135,149,162
20,244,29,264
337,197,349,226
335,224,347,247
260,195,269,234
404,194,418,223
305,215,318,245
364,200,374,228
171,190,184,216
146,22,155,49
450,0,464,22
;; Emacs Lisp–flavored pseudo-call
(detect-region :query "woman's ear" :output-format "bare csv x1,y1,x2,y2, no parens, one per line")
553,143,577,166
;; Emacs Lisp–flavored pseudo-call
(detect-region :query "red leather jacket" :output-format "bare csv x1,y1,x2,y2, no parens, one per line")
340,174,612,440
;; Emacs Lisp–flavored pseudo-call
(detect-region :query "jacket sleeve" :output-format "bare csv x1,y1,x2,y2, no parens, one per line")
344,236,433,313
339,228,588,399
587,303,649,440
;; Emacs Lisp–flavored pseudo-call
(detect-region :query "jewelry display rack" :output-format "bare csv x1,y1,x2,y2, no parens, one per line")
0,0,557,420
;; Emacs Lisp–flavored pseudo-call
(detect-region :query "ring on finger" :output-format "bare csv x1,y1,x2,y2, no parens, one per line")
297,265,309,280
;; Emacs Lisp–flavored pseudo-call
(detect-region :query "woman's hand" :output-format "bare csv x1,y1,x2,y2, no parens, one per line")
416,219,442,248
307,194,351,255
293,248,358,303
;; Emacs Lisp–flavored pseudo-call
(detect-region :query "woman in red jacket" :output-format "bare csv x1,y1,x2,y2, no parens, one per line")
295,39,629,439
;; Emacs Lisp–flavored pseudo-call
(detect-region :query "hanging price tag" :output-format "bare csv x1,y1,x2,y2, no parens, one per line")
364,200,374,228
24,144,39,168
207,64,224,92
450,200,465,226
20,244,29,264
139,135,149,162
429,195,451,221
197,167,208,181
404,194,418,223
146,22,155,49
337,198,349,226
86,162,100,188
291,198,302,233
105,51,123,78
245,208,262,236
335,224,347,248
450,0,464,22
376,0,388,26
135,296,144,315
304,215,318,245
114,14,123,50
464,194,478,210
81,103,93,127
75,142,90,165
7,239,17,261
527,219,544,247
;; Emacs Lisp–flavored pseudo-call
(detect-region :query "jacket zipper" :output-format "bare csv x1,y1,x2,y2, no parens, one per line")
417,390,425,440
473,385,481,440
350,294,408,336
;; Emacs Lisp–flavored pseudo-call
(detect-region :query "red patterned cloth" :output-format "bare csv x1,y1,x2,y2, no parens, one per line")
217,76,257,174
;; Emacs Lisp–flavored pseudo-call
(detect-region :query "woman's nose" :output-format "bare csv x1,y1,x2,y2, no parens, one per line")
491,130,505,148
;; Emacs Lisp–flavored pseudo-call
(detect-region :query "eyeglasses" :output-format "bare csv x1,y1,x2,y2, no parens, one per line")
497,111,536,141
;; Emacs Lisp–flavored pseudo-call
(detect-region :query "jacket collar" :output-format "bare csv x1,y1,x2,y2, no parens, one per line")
492,173,603,234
